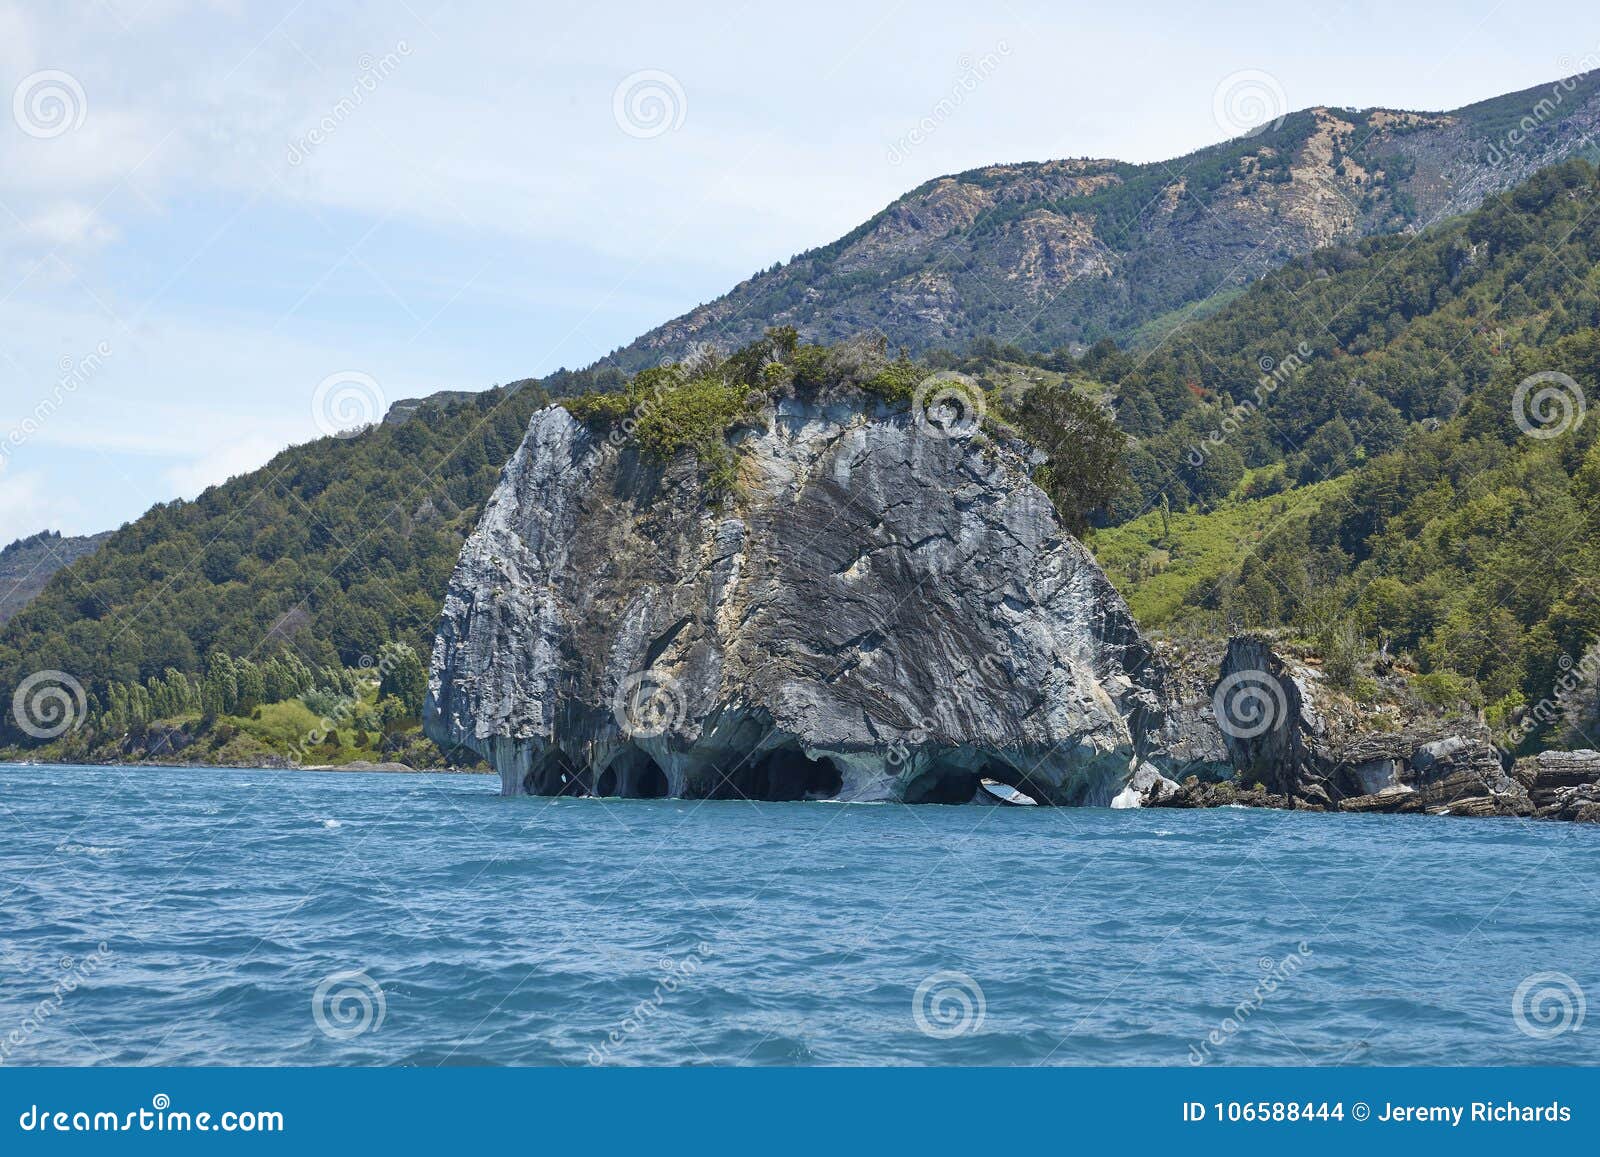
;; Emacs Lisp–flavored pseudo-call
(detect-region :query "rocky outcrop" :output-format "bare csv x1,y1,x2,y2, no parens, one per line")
426,396,1600,822
120,723,194,761
1207,637,1322,796
425,391,1168,805
1146,635,1543,819
1514,750,1600,822
1332,731,1529,817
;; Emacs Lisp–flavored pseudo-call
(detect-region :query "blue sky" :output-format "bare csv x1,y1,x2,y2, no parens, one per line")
1,0,1596,542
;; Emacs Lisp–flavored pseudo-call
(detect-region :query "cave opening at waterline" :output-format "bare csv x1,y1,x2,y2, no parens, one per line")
706,742,843,802
524,749,584,797
593,747,671,799
904,758,1051,805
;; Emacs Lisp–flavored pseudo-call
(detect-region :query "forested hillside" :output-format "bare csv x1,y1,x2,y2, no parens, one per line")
1081,160,1600,743
9,160,1600,761
0,531,109,626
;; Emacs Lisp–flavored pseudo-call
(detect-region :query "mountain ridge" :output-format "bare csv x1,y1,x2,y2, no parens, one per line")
602,72,1600,369
0,531,111,627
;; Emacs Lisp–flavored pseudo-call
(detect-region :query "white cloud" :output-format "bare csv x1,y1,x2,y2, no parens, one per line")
0,0,1591,547
161,429,299,498
0,466,84,544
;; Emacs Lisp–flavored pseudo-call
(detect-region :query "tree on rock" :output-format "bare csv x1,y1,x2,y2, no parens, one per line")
1012,384,1128,537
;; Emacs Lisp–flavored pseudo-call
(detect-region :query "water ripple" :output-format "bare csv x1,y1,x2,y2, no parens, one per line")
1,762,1596,1066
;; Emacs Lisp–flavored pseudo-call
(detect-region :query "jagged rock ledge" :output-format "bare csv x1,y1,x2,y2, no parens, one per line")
1143,637,1600,823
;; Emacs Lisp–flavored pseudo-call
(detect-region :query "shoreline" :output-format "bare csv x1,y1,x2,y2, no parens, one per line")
2,760,1596,824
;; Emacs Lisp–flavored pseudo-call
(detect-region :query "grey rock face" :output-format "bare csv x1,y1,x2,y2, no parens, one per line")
1207,637,1322,796
1154,634,1541,818
1514,750,1600,822
425,393,1166,805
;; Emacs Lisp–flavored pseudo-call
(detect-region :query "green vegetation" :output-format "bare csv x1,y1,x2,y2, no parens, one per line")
0,374,611,756
1089,475,1348,626
1101,160,1600,515
12,154,1600,761
0,530,109,626
6,637,461,768
609,74,1600,372
1011,384,1127,537
569,361,763,496
1085,161,1600,745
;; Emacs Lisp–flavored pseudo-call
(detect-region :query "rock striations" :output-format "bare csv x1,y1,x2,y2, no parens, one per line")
425,390,1168,805
427,389,1600,821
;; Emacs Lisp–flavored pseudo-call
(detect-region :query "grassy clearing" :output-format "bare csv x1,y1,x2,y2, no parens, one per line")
1089,475,1347,627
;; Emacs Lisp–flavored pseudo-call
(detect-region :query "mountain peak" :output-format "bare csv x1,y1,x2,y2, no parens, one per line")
604,73,1600,370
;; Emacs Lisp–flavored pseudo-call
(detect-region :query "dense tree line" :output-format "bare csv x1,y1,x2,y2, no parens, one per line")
0,383,553,743
9,161,1600,754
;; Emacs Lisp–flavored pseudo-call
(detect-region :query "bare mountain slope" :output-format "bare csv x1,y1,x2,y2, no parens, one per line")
605,73,1600,367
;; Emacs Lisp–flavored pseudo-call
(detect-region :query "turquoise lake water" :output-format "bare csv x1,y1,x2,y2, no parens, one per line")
1,762,1596,1066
